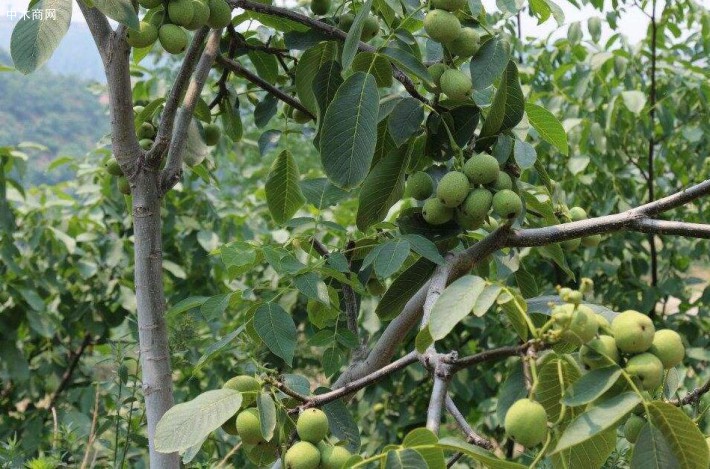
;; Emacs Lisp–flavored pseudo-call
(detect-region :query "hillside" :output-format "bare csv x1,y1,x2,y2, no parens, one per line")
0,49,109,185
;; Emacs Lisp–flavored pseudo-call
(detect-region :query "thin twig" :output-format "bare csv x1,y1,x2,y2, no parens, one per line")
445,395,493,449
215,55,315,119
229,0,428,104
148,27,210,165
160,29,223,194
215,441,243,467
49,333,92,408
79,385,101,469
670,376,710,406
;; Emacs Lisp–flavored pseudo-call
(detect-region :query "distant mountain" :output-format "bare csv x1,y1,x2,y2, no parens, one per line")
0,49,110,186
0,19,105,82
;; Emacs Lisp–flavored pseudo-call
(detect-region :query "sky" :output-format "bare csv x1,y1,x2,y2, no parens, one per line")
2,0,708,44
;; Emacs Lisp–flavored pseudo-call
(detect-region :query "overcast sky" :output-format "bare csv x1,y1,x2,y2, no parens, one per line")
2,0,707,45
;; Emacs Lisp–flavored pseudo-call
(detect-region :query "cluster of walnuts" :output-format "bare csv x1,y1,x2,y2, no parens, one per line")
406,153,522,229
125,0,232,53
220,376,352,468
503,289,685,448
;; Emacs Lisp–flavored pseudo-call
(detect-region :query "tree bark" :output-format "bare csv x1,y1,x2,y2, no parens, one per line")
133,166,179,468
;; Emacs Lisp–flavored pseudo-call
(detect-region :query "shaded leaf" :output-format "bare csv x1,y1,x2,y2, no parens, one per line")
265,150,305,224
253,303,297,366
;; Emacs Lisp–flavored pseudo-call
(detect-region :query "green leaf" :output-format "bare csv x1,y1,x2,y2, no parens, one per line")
352,52,393,87
473,284,502,317
469,37,511,90
200,293,231,320
428,275,486,340
376,258,436,320
402,428,445,469
436,437,527,468
154,389,242,453
248,49,279,84
93,0,139,29
513,139,537,169
477,61,524,149
497,364,528,423
193,328,244,373
265,150,305,224
256,393,277,442
300,178,348,208
320,72,380,189
167,296,209,318
536,356,582,423
220,96,243,142
294,272,330,305
374,239,410,278
253,303,297,366
562,366,622,407
538,243,575,280
318,391,361,452
497,289,530,340
312,60,343,122
514,268,538,298
552,392,641,454
647,401,709,469
341,0,373,70
401,234,445,265
380,47,432,85
525,103,569,155
551,428,617,469
630,423,681,469
621,90,647,115
296,42,339,115
388,98,425,147
385,448,428,468
11,0,72,74
356,147,408,231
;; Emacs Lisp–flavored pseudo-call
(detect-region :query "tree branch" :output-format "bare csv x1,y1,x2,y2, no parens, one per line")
449,341,543,372
445,395,493,449
426,375,448,433
48,334,92,409
215,55,315,120
633,219,710,238
229,0,428,104
148,27,210,165
670,376,710,406
77,1,112,59
160,29,222,194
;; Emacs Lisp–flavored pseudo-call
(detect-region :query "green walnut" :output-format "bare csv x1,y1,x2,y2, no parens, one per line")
436,171,470,207
185,0,210,30
318,444,352,469
310,0,331,15
117,177,131,195
223,375,261,406
581,234,602,247
105,158,124,177
361,16,380,41
569,206,588,221
423,9,461,44
338,14,354,31
492,189,522,219
492,171,513,191
425,63,447,92
649,329,684,369
139,139,153,150
422,198,454,225
440,69,472,100
236,408,265,444
455,210,484,231
405,171,434,200
167,0,195,27
203,124,221,146
464,153,499,185
580,335,619,369
137,122,156,139
504,399,548,447
625,353,664,391
461,188,493,220
221,415,239,435
284,441,321,469
296,408,329,443
611,310,655,353
293,109,313,124
148,8,166,27
159,24,189,54
554,304,598,345
207,0,232,28
126,21,159,48
624,414,645,443
247,441,278,465
447,28,480,57
431,0,466,11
